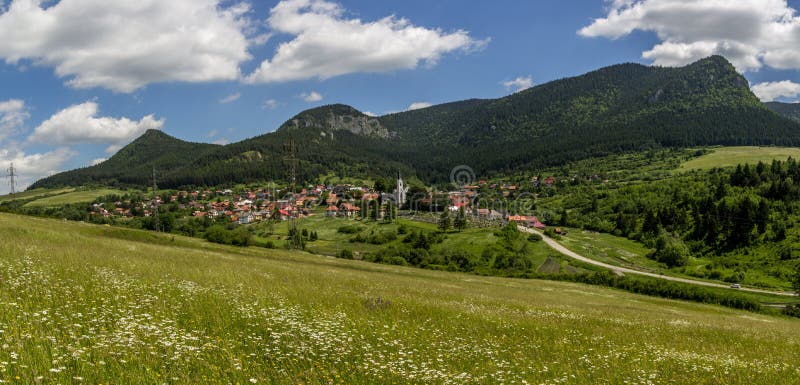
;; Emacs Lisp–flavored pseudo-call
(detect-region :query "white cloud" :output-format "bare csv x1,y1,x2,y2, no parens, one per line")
751,80,800,102
0,0,253,92
207,129,219,138
0,99,28,142
244,0,487,83
408,102,432,111
263,99,279,109
0,147,76,194
212,138,230,145
300,91,323,102
502,75,534,93
90,158,107,166
219,93,241,104
28,101,164,153
579,0,800,72
363,111,378,117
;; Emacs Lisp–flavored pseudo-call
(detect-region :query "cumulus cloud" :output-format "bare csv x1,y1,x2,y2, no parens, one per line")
219,93,241,104
502,75,534,93
751,80,800,102
212,138,230,145
0,147,76,194
0,0,253,92
579,0,800,72
408,102,432,111
262,99,279,109
90,158,107,166
0,99,28,142
300,91,323,102
28,101,164,153
244,0,487,83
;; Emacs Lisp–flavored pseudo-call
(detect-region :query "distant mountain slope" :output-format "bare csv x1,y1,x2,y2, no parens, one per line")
31,56,800,189
766,102,800,123
30,130,220,188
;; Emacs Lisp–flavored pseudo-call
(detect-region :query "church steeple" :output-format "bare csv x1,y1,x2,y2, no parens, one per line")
395,171,408,206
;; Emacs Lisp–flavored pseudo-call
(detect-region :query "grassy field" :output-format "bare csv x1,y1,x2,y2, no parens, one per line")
1,213,799,384
0,188,75,203
21,188,126,207
557,228,659,270
681,146,800,170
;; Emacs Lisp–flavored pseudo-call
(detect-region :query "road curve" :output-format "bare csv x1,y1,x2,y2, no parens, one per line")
518,226,797,297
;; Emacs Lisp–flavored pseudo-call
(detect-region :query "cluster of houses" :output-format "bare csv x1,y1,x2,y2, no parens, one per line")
89,174,557,229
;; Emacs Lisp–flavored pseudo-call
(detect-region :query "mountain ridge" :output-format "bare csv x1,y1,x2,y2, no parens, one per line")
30,55,800,190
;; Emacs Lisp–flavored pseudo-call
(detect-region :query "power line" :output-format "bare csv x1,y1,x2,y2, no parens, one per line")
6,162,17,195
283,136,298,193
152,167,160,232
283,137,300,249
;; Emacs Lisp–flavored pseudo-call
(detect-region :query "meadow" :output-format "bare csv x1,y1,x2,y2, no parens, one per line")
0,188,75,203
0,213,799,384
680,146,800,170
21,188,126,208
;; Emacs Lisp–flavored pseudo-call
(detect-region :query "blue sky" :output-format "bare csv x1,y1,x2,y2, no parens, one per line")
1,0,800,193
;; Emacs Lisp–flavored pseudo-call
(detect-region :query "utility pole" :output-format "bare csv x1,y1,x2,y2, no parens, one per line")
283,137,300,249
283,136,298,194
152,167,160,232
6,163,17,195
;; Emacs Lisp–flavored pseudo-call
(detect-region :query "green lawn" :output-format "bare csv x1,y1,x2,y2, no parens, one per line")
22,188,126,207
681,146,800,170
0,213,799,384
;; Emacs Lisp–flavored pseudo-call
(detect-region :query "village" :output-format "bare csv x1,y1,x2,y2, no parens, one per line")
88,174,558,230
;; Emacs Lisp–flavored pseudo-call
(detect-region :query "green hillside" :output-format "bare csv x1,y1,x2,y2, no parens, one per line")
766,101,800,122
30,56,800,189
1,213,799,384
30,130,220,188
681,146,800,170
22,188,127,207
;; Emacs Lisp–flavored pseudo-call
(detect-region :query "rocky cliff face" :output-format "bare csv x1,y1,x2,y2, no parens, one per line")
280,104,392,139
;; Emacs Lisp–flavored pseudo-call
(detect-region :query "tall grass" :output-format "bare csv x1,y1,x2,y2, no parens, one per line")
0,213,798,384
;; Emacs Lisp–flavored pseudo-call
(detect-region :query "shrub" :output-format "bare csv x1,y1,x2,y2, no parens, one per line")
397,224,409,235
543,228,561,239
368,231,397,245
527,233,542,242
338,225,362,234
652,230,689,267
385,256,408,266
782,304,800,318
204,225,253,247
337,249,354,259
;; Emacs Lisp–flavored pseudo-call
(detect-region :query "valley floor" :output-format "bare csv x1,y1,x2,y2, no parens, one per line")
0,213,799,384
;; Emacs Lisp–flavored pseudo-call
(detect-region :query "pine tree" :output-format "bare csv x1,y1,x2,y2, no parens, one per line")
370,200,380,221
558,208,569,227
439,209,452,232
454,206,468,231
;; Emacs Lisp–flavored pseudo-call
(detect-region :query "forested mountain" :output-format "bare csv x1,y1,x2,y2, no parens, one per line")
31,56,800,189
766,102,800,122
32,130,220,188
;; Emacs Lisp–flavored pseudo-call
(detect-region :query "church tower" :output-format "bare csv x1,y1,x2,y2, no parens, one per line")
395,171,408,206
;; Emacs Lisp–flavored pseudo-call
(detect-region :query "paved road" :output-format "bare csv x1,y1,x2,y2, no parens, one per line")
518,226,797,297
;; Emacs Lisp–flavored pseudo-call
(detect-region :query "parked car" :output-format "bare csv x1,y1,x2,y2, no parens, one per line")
730,283,741,289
